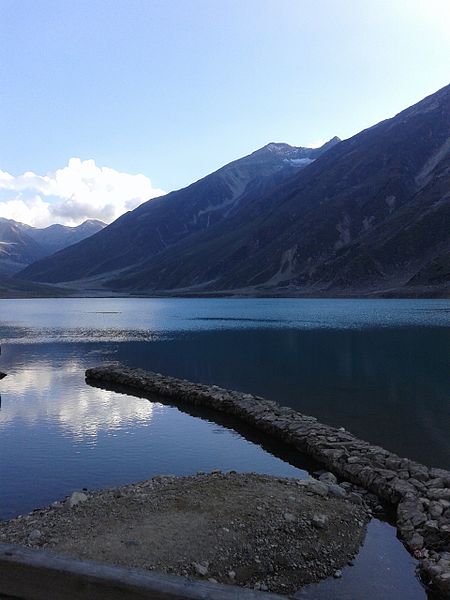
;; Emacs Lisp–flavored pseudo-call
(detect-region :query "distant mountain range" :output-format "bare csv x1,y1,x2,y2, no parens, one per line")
0,219,105,276
15,84,450,297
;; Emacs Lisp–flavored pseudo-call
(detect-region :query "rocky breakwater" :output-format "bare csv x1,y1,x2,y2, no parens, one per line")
85,366,450,598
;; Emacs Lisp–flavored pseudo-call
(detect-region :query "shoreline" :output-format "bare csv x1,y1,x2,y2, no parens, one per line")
0,283,448,300
0,472,370,596
85,365,450,599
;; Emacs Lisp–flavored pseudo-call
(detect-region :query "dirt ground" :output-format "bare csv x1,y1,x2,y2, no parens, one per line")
0,472,370,595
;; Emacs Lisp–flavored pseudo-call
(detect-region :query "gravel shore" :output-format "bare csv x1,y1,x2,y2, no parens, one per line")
0,472,370,595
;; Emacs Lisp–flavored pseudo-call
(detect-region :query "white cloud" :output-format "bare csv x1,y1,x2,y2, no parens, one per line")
0,159,165,227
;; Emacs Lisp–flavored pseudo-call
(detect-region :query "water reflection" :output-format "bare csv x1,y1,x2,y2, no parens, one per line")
107,327,449,469
0,350,308,520
0,365,155,441
296,520,429,600
0,299,448,470
0,297,444,600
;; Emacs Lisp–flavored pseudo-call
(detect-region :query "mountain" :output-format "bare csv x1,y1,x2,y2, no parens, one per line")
0,219,105,276
0,276,70,299
17,139,339,284
19,84,450,297
26,219,106,255
0,220,47,277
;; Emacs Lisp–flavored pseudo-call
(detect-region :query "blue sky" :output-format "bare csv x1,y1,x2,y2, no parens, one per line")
0,0,449,226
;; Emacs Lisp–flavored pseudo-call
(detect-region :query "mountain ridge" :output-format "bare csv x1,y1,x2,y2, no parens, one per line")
19,138,340,283
18,84,450,297
0,218,106,276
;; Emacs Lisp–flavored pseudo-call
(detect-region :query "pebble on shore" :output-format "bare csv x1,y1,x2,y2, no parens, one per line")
0,472,370,595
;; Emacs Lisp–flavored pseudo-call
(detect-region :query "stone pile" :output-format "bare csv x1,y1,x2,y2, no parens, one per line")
85,366,450,598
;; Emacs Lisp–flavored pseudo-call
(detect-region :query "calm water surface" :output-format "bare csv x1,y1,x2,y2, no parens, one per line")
0,297,448,599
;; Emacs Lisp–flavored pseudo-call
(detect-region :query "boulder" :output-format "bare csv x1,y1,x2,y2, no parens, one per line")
67,491,88,508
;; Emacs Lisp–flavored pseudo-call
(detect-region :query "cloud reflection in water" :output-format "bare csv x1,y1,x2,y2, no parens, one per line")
0,363,156,443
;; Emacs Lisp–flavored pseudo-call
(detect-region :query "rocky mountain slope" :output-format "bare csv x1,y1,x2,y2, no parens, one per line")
0,219,46,276
26,219,106,255
0,276,70,298
0,219,105,276
19,84,450,297
18,139,339,284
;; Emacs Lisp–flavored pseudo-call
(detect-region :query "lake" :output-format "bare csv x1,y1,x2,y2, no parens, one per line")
0,297,448,599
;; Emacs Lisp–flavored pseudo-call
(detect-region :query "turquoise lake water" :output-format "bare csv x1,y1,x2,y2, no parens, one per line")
0,297,448,599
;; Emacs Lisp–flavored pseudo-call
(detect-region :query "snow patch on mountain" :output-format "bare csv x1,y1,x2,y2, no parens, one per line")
284,158,315,167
